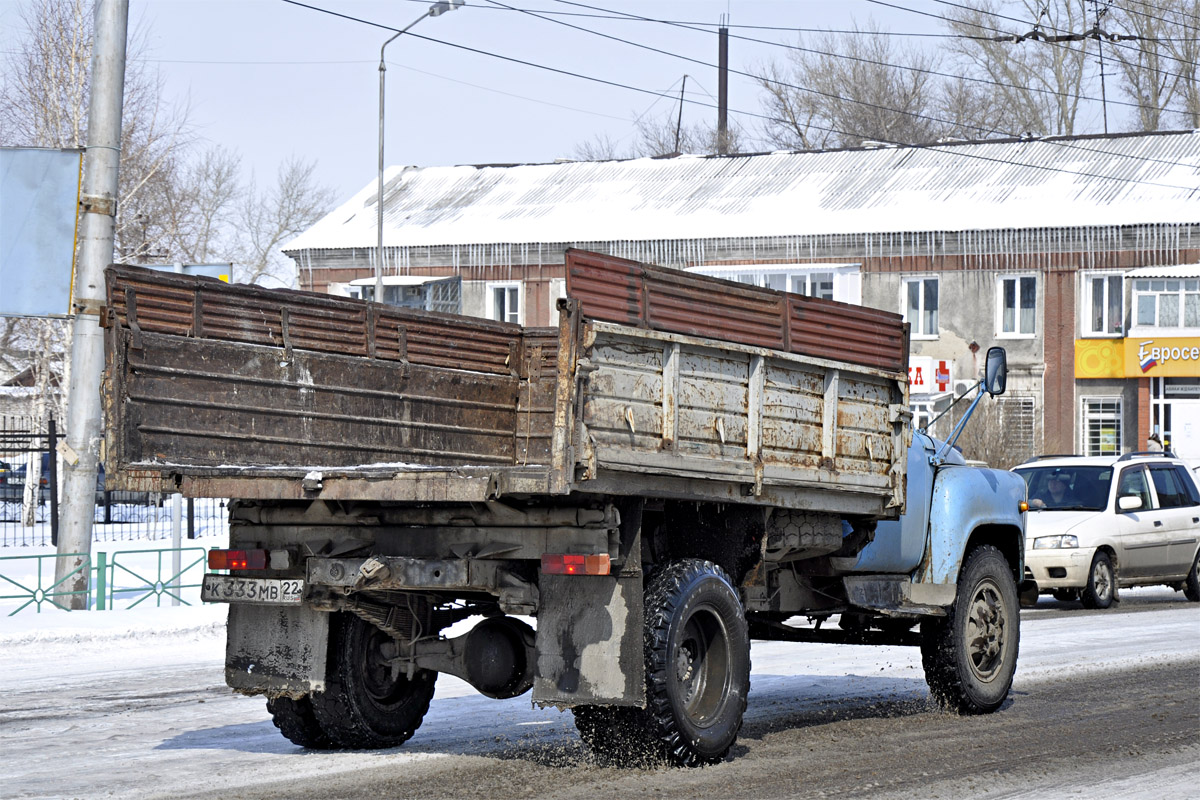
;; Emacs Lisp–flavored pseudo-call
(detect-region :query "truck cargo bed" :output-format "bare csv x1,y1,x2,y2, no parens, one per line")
103,251,909,516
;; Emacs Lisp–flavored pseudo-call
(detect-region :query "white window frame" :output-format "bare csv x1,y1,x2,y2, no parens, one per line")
902,277,939,340
485,281,522,325
1081,396,1122,456
1131,277,1200,333
1082,271,1124,337
996,274,1037,338
686,264,862,305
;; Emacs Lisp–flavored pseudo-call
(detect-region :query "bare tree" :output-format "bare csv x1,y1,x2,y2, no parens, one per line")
754,22,979,149
158,145,244,265
234,157,337,286
0,0,193,261
942,1,1094,137
1106,0,1200,130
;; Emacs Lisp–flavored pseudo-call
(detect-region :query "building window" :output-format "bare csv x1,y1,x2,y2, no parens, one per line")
486,282,522,324
1082,397,1122,456
998,275,1036,336
686,265,860,304
1084,273,1124,336
1133,278,1200,329
903,277,938,338
998,397,1036,463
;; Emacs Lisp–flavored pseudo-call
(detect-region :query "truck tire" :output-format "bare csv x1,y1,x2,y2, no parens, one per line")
309,612,437,749
266,696,334,749
648,559,751,766
1183,550,1200,602
920,544,1019,714
1080,551,1115,609
574,559,749,767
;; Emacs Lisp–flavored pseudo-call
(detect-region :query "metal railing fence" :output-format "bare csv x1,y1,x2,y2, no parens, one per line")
0,547,213,615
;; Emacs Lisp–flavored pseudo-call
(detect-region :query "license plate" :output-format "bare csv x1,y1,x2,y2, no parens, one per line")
201,574,304,605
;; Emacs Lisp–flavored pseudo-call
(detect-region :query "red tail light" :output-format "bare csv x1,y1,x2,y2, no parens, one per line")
541,553,611,576
208,549,267,571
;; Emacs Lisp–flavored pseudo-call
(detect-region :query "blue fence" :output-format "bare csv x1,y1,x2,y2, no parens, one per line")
0,547,213,615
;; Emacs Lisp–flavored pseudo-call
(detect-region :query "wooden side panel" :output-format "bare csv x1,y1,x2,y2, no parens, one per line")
112,330,521,469
580,324,905,506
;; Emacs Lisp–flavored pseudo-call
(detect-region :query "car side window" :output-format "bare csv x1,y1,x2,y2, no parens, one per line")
1116,466,1153,511
1149,465,1191,509
1172,465,1200,506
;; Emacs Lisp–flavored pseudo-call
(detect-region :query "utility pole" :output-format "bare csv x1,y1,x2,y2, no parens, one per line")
674,75,687,154
1092,0,1111,134
55,0,128,609
717,22,729,154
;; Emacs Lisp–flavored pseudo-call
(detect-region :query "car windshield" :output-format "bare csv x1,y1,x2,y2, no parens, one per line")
1017,465,1113,512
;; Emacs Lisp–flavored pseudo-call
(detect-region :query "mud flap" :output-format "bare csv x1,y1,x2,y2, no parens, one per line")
225,604,330,696
532,572,644,707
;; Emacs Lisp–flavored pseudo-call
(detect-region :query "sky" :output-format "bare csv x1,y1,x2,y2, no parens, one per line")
0,1,981,203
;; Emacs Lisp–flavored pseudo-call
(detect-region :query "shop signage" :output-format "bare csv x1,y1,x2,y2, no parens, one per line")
1075,337,1200,379
909,357,952,393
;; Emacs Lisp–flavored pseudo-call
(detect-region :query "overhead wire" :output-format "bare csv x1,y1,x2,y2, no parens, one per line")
277,0,1200,191
538,0,1200,171
913,0,1200,79
548,0,1168,122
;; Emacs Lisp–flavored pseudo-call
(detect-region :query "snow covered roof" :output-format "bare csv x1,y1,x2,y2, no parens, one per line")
1125,264,1200,279
285,131,1200,253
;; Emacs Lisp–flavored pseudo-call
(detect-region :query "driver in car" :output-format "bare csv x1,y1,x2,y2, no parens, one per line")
1029,472,1074,509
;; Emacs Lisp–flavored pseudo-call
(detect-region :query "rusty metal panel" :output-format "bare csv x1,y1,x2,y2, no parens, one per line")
565,249,906,375
106,264,520,376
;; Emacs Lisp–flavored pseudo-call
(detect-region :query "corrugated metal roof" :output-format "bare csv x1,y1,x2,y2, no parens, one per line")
1126,264,1200,279
285,131,1200,253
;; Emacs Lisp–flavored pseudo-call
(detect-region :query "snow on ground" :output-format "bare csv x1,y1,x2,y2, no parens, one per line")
0,585,1197,800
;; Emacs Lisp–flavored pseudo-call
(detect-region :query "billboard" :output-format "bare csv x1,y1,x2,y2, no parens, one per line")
0,147,83,316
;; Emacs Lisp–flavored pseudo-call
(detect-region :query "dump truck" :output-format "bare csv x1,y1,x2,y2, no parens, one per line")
102,249,1026,767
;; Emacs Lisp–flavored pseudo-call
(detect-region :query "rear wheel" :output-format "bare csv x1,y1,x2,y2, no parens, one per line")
266,696,334,749
1080,551,1116,609
309,612,437,749
921,545,1019,714
574,559,750,767
1183,550,1200,603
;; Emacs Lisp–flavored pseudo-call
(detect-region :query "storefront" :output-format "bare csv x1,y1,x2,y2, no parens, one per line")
1075,335,1200,461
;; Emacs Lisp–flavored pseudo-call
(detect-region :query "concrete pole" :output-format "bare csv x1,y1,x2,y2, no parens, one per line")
55,0,128,609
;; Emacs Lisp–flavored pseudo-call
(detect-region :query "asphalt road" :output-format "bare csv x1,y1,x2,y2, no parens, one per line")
2,590,1196,800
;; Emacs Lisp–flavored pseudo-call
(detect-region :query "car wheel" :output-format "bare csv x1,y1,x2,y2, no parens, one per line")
920,545,1019,714
1080,551,1116,610
1184,550,1200,603
1052,588,1079,603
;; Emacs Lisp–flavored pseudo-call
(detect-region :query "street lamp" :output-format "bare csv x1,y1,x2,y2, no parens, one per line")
375,0,463,306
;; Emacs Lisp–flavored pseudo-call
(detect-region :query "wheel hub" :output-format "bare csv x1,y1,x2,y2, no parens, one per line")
965,580,1006,681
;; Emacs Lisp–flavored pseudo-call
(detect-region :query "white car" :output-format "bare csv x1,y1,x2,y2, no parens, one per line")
1013,453,1200,608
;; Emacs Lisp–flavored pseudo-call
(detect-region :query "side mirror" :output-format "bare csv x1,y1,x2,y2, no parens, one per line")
985,346,1007,396
1118,495,1143,511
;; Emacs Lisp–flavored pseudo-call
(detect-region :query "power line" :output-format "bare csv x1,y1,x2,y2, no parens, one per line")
915,0,1199,80
482,0,1009,142
548,0,1168,121
279,1,1200,191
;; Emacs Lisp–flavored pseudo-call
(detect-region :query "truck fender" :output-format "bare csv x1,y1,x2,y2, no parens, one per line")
911,466,1026,605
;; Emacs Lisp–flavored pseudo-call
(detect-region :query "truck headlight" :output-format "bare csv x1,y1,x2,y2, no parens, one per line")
1033,535,1079,549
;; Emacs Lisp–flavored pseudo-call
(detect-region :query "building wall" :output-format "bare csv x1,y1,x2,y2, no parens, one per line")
287,225,1200,461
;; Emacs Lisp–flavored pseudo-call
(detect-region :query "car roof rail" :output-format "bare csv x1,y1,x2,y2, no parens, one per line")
1020,453,1084,464
1117,450,1175,462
